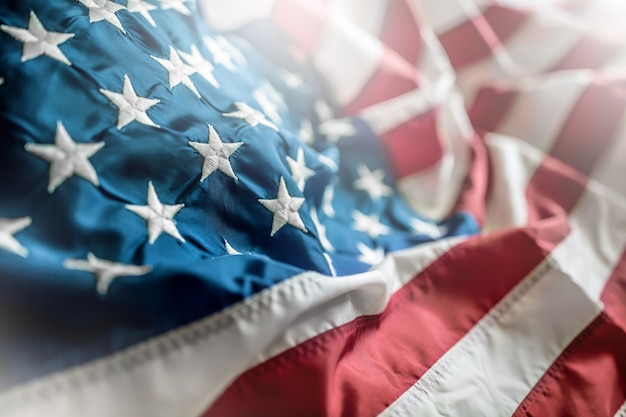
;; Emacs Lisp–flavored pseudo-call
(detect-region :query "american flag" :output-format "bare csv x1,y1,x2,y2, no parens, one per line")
1,0,625,416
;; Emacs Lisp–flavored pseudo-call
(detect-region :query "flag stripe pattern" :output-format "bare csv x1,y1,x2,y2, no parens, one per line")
1,0,625,416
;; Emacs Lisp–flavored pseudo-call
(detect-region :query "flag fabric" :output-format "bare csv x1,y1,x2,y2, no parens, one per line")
0,0,625,416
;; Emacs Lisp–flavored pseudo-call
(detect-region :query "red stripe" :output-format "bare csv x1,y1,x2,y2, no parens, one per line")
525,156,589,224
468,86,517,133
379,0,422,65
439,6,527,69
514,248,626,417
378,108,443,178
343,47,421,115
525,78,626,224
483,5,528,43
439,15,499,69
450,132,489,225
549,75,626,176
272,0,329,56
205,224,567,417
513,314,626,417
552,35,621,71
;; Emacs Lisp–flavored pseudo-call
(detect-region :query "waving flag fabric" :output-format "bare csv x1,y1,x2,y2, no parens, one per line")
0,0,625,416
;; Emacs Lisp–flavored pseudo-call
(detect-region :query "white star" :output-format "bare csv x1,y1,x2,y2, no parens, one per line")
310,207,334,252
64,252,151,295
258,176,307,237
0,78,4,86
283,71,302,89
203,35,240,71
152,46,200,98
256,81,286,122
352,210,390,239
299,119,313,145
356,242,385,266
158,0,190,15
321,180,336,218
127,0,157,27
253,88,281,123
126,181,185,244
0,217,31,258
318,153,338,172
224,239,241,255
410,218,447,239
354,164,392,200
188,124,243,182
286,147,314,191
319,118,356,143
178,44,219,88
223,102,278,131
0,11,74,65
100,74,160,130
78,0,127,34
315,100,334,121
25,121,104,193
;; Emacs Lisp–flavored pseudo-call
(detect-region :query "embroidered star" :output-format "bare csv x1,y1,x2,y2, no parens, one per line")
224,239,241,255
315,100,334,121
223,102,278,131
0,217,31,258
310,207,334,252
188,125,243,182
127,0,157,27
354,164,392,200
151,46,200,98
253,81,286,124
25,121,104,193
322,181,336,217
157,0,190,15
410,218,447,239
352,210,390,239
100,74,160,130
0,11,75,65
126,181,185,244
299,119,313,145
78,0,127,34
283,71,303,89
286,148,314,191
203,35,240,72
318,153,339,172
253,88,281,123
64,252,151,295
259,176,307,237
357,242,385,266
178,44,219,88
319,118,356,143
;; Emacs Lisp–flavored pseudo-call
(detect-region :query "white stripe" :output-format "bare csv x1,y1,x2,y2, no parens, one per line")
332,0,389,36
314,15,384,106
457,10,585,103
550,149,626,301
0,237,464,417
382,128,626,417
496,70,592,153
592,115,626,199
198,0,275,31
483,133,539,231
359,25,456,135
503,11,584,75
414,0,487,35
397,90,472,221
615,400,626,417
380,259,602,417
